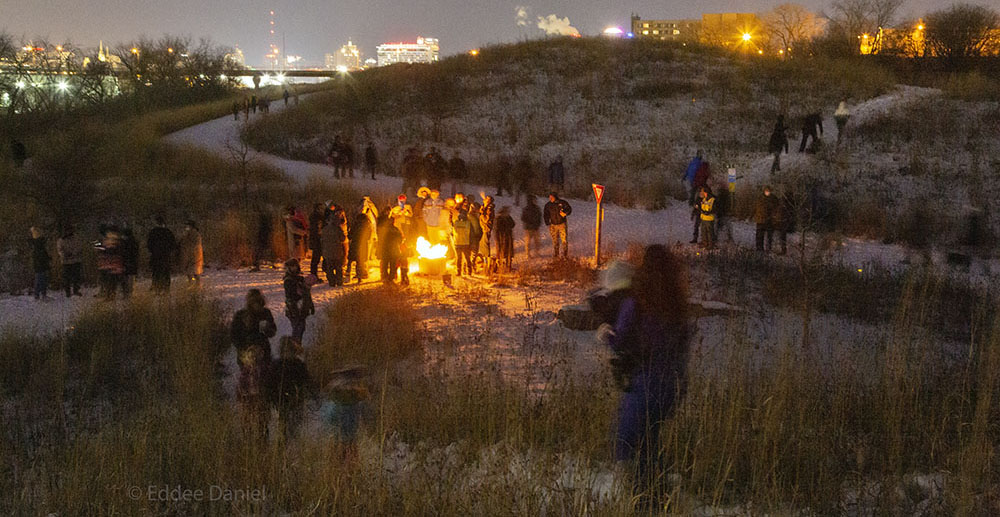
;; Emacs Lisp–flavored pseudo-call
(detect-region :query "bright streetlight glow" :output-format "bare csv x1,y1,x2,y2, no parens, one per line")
336,65,349,73
15,80,26,89
56,80,69,92
917,24,924,30
603,27,624,36
468,49,479,56
219,74,227,80
275,73,286,83
742,33,752,42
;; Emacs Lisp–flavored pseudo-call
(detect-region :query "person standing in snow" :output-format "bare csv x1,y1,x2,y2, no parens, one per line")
697,186,717,249
494,155,513,198
547,155,566,194
479,194,496,272
799,111,823,153
283,206,308,262
451,211,474,276
544,192,572,259
96,225,124,299
283,258,315,343
600,244,691,497
308,203,325,277
753,186,778,252
30,226,51,301
495,206,515,272
178,220,204,285
834,101,850,145
387,194,413,285
147,215,176,293
422,190,445,244
512,154,533,207
520,195,542,258
347,199,374,282
251,209,272,272
364,143,378,180
681,150,703,205
769,115,789,173
57,224,84,298
283,88,290,106
231,288,277,440
321,205,348,287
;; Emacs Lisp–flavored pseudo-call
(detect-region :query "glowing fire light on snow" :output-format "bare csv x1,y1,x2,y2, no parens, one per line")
416,237,447,260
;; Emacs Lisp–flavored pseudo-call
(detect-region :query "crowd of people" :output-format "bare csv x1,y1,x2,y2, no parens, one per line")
278,188,574,291
26,216,203,302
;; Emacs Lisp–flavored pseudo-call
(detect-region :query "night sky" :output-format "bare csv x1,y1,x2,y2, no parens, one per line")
3,0,996,66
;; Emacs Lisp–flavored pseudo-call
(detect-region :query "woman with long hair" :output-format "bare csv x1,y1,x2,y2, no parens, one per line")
606,244,691,496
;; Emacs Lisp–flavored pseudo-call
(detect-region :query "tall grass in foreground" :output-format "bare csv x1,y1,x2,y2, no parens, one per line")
2,276,999,514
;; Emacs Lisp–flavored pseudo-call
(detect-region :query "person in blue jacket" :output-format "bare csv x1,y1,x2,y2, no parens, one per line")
601,244,691,497
681,150,703,205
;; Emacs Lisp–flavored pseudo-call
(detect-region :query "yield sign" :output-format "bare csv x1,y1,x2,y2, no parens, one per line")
592,183,605,204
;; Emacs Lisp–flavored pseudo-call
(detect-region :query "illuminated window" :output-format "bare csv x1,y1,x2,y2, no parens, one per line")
642,30,649,35
652,30,659,35
643,23,649,28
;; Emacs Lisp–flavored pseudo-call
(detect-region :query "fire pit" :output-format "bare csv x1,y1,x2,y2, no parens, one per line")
415,237,448,276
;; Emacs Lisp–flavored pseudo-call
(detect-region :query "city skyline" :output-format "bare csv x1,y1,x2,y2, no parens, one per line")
3,0,996,66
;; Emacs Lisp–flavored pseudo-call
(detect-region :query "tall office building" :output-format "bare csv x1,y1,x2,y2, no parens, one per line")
336,40,361,70
376,37,439,66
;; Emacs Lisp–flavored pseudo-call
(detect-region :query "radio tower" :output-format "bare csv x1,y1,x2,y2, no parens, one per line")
265,10,280,69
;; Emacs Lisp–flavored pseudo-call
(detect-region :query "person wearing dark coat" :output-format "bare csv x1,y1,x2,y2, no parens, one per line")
769,115,789,173
252,209,272,272
321,206,349,287
547,156,565,193
380,219,405,284
268,336,313,440
603,245,691,497
57,224,84,297
30,226,51,300
753,186,779,252
364,143,378,180
283,259,314,343
308,203,325,277
512,155,533,207
681,150,703,205
147,216,177,293
231,288,277,439
448,152,468,197
494,156,512,198
543,193,572,259
119,227,139,297
495,206,515,271
520,195,542,258
799,112,824,153
347,204,373,282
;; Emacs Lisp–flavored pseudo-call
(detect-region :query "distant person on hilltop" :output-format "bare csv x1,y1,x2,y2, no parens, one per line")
753,185,778,252
547,155,565,194
364,143,378,180
681,150,703,205
834,101,850,145
447,151,467,197
543,192,572,259
769,115,789,173
799,111,823,153
512,154,533,207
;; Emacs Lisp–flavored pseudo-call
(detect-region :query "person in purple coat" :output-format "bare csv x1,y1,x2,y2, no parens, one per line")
603,244,691,496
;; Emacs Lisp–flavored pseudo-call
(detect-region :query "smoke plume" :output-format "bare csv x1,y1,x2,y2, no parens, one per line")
536,14,580,37
515,5,530,27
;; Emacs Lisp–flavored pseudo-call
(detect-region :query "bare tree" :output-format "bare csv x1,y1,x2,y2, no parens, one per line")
225,121,260,211
828,0,906,54
763,3,827,56
925,3,1000,58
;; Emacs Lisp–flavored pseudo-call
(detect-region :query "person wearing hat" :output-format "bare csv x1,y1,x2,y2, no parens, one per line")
413,187,430,239
383,195,412,284
178,220,203,285
543,192,572,259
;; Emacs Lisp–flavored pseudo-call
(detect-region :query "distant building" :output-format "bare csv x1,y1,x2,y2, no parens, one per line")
324,53,336,70
225,46,245,67
336,40,361,70
630,15,700,42
376,37,439,66
700,13,765,50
